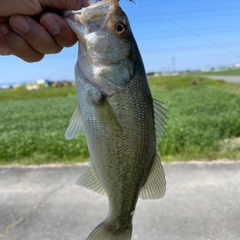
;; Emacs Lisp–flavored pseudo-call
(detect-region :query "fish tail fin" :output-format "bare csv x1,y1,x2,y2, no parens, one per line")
86,220,132,240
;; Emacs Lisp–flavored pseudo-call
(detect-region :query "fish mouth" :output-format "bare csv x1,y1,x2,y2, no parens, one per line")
64,0,117,40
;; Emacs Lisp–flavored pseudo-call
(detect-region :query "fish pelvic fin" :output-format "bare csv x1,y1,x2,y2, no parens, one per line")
65,105,84,140
76,163,106,196
139,154,166,199
86,220,132,240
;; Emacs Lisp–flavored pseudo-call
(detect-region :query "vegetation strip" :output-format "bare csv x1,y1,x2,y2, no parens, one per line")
1,75,240,164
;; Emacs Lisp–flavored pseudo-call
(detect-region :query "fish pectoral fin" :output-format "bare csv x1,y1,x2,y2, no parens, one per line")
98,100,123,136
76,163,106,196
153,99,168,144
65,105,84,140
139,154,166,199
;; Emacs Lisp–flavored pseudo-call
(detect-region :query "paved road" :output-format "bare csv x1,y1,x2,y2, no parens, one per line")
206,75,240,83
0,162,240,240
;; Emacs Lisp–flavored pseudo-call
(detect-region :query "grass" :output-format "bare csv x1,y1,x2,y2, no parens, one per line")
0,86,76,101
188,68,240,76
153,86,240,160
0,75,240,164
148,75,240,91
0,96,89,164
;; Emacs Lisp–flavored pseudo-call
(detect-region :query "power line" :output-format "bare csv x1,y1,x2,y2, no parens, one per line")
135,3,240,59
129,11,240,23
134,28,240,39
140,42,240,54
131,24,240,35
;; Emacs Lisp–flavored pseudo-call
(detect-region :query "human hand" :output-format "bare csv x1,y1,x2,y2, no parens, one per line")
0,0,93,62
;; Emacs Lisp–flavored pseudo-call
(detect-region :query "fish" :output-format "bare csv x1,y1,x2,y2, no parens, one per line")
64,0,167,239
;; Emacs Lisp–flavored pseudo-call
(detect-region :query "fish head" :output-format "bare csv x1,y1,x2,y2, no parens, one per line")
65,0,136,95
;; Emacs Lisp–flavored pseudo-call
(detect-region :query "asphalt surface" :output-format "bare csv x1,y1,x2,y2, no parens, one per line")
0,161,240,240
206,75,240,83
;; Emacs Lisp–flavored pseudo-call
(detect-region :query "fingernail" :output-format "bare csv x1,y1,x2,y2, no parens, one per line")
9,16,30,33
0,23,10,35
40,14,60,35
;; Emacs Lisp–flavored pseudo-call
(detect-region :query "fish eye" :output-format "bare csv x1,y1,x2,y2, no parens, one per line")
114,22,127,35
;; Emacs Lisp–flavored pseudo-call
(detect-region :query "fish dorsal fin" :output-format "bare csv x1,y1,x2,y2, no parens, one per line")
139,154,166,199
153,99,168,143
76,163,106,196
65,106,84,140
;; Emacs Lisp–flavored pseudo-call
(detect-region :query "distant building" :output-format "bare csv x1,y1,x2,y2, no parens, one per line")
201,68,212,72
153,72,161,77
0,85,12,90
36,79,46,85
13,84,24,88
55,81,72,87
26,84,40,90
235,64,240,69
45,80,54,87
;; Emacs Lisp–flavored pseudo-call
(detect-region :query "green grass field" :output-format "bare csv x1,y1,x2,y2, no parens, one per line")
189,68,240,76
0,75,240,164
0,85,76,101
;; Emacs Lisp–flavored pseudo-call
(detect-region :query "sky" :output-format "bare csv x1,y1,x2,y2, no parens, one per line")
1,0,240,85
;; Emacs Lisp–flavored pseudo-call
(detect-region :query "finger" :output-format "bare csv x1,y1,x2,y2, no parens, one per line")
0,23,11,55
0,0,93,17
0,0,42,17
39,0,94,10
9,15,62,54
4,29,44,62
0,17,8,23
40,13,77,47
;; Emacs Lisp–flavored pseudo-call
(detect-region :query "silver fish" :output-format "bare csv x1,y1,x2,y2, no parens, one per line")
64,0,167,239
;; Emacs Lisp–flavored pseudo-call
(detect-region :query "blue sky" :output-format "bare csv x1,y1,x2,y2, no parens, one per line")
1,0,240,85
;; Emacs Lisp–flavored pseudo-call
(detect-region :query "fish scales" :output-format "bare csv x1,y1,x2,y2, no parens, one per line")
79,64,155,214
64,0,167,239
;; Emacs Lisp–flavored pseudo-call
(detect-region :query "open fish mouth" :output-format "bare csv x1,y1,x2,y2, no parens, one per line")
64,0,114,39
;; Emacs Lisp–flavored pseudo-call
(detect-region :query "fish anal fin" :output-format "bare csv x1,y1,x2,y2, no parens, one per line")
65,106,84,140
76,163,106,196
140,154,166,199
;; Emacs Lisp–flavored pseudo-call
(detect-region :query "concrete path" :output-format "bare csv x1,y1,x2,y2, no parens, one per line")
206,75,240,83
0,161,240,240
